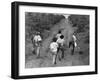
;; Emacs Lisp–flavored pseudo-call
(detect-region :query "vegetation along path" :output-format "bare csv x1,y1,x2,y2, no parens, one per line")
25,16,88,68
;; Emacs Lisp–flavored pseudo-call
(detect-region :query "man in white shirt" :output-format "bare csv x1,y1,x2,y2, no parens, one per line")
31,32,42,57
33,32,42,46
50,37,58,64
56,35,65,60
69,34,77,55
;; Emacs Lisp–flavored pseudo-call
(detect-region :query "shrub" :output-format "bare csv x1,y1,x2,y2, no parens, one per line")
25,12,65,39
68,15,89,33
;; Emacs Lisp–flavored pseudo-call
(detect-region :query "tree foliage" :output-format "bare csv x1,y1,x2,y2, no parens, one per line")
68,15,89,44
25,12,64,39
68,15,89,33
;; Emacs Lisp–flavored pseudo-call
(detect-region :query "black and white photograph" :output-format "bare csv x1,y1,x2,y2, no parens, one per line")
11,1,97,79
25,12,90,68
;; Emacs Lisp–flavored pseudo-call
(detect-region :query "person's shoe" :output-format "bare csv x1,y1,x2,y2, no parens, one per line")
32,50,36,54
59,58,61,61
36,55,40,58
62,55,64,59
71,52,74,55
53,62,56,65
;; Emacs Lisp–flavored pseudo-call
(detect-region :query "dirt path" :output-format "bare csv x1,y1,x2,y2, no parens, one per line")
25,18,85,68
41,18,73,52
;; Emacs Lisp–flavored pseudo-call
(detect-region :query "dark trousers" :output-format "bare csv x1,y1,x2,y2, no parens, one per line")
57,45,64,59
69,41,75,55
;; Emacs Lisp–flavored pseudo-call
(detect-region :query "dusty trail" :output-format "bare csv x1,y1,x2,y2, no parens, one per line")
41,18,73,52
25,18,84,68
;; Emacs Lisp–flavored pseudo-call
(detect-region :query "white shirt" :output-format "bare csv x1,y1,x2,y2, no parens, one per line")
72,35,77,47
33,35,42,42
72,35,77,41
56,38,64,46
50,42,58,52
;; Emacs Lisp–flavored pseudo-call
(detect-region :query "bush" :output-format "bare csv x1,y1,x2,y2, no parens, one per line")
68,15,89,33
25,12,65,39
68,15,89,44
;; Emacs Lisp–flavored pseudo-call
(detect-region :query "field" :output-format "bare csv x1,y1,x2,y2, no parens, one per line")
25,13,89,68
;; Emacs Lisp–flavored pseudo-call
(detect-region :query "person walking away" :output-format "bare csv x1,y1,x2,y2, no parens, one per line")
69,34,77,55
56,35,65,60
49,37,58,65
32,32,42,57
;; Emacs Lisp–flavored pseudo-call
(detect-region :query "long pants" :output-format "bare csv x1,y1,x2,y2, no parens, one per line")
32,41,41,57
51,52,57,65
36,46,40,57
52,54,57,64
57,45,64,59
69,41,75,55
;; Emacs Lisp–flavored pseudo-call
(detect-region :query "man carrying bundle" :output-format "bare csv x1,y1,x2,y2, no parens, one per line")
31,32,42,58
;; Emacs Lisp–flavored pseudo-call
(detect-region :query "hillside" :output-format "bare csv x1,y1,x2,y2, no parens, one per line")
25,13,89,68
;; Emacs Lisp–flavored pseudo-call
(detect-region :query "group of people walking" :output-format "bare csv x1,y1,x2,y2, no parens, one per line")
31,30,77,65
